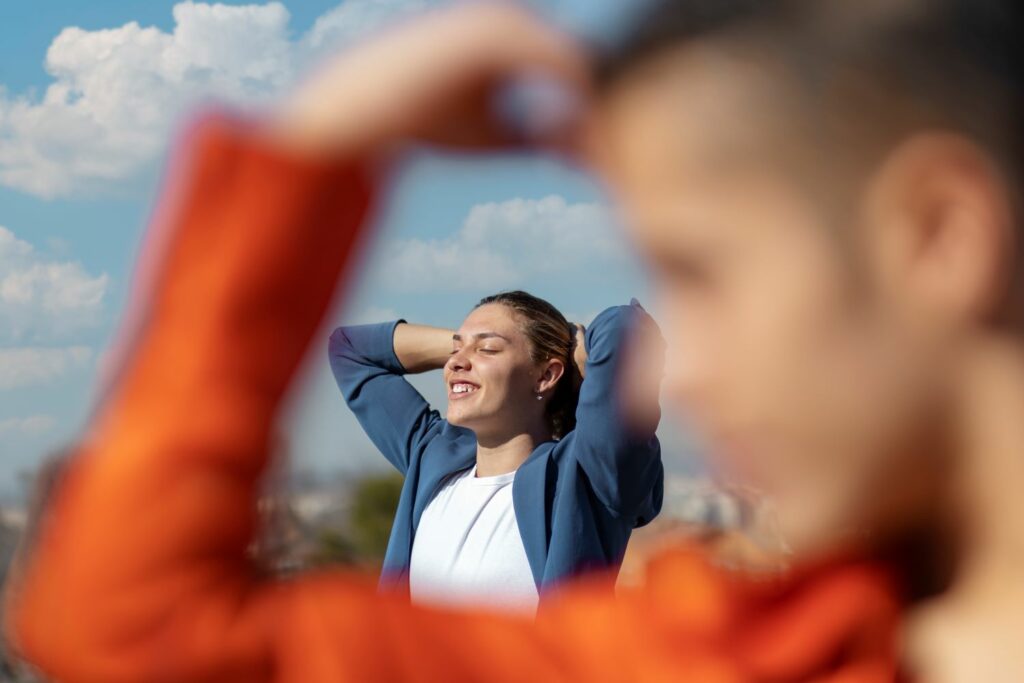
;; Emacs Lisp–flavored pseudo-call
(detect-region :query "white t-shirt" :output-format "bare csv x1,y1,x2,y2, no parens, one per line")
409,466,539,614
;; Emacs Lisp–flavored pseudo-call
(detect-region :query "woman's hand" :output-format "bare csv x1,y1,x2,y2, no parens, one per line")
572,323,587,380
270,1,589,158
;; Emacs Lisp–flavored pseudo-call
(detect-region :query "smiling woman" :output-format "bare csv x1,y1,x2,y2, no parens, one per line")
328,290,664,613
443,291,581,446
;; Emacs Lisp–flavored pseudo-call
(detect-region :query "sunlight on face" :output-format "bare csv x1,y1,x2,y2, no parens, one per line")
590,46,947,555
444,303,540,439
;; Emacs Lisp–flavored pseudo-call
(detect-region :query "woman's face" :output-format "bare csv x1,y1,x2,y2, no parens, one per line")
444,303,543,438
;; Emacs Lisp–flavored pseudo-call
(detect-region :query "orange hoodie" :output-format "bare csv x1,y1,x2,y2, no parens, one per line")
5,115,905,683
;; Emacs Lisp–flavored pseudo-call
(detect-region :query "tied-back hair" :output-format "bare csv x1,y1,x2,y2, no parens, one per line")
476,291,580,440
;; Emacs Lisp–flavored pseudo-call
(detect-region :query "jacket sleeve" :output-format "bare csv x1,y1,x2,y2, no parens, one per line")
559,302,664,524
3,113,901,683
328,321,442,475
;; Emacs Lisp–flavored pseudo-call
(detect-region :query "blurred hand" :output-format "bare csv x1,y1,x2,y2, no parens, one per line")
619,302,666,434
272,1,589,157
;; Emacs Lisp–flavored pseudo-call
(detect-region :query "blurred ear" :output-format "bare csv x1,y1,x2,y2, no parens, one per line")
537,358,565,394
863,132,1015,327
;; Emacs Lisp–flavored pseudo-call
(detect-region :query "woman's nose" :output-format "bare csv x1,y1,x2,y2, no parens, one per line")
448,348,471,371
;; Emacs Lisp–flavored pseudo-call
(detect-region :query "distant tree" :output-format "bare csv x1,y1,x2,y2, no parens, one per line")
309,528,359,567
348,472,404,563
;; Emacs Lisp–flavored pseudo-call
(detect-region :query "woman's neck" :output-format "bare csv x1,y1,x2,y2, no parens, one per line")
474,424,552,477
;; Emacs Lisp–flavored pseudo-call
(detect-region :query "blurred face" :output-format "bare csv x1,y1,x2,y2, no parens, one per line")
590,47,953,555
444,303,545,439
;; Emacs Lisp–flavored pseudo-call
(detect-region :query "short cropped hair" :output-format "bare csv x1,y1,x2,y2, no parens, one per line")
596,0,1024,189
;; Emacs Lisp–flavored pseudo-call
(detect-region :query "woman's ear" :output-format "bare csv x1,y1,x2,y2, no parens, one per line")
537,358,566,394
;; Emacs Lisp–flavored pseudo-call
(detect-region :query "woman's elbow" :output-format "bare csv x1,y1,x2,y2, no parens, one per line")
617,447,664,521
328,326,357,363
327,328,365,391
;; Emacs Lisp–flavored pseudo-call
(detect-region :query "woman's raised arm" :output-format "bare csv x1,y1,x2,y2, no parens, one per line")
393,323,455,373
328,321,452,474
559,301,665,523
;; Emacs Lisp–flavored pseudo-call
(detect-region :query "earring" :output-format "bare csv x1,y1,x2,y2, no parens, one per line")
536,394,543,401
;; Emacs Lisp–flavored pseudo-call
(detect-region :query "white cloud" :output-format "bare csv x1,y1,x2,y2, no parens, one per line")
0,225,32,264
0,0,439,198
0,226,108,342
0,346,94,390
0,415,58,438
0,2,293,197
378,195,628,292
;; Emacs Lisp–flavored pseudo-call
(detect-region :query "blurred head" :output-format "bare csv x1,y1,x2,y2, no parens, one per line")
588,0,1023,555
445,291,579,443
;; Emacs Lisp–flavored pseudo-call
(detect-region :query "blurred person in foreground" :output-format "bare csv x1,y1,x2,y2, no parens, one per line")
5,1,1024,681
328,290,663,614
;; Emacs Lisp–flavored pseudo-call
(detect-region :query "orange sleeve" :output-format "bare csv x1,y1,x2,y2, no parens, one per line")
4,115,903,683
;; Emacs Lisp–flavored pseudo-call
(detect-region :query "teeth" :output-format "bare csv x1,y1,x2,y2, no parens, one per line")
452,383,477,394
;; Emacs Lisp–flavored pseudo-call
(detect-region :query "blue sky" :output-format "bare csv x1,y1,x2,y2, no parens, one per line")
0,0,698,500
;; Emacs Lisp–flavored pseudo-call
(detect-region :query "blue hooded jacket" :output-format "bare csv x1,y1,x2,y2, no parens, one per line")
328,301,664,593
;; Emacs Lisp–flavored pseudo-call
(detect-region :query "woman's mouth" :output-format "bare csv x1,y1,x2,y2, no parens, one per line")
449,381,480,399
